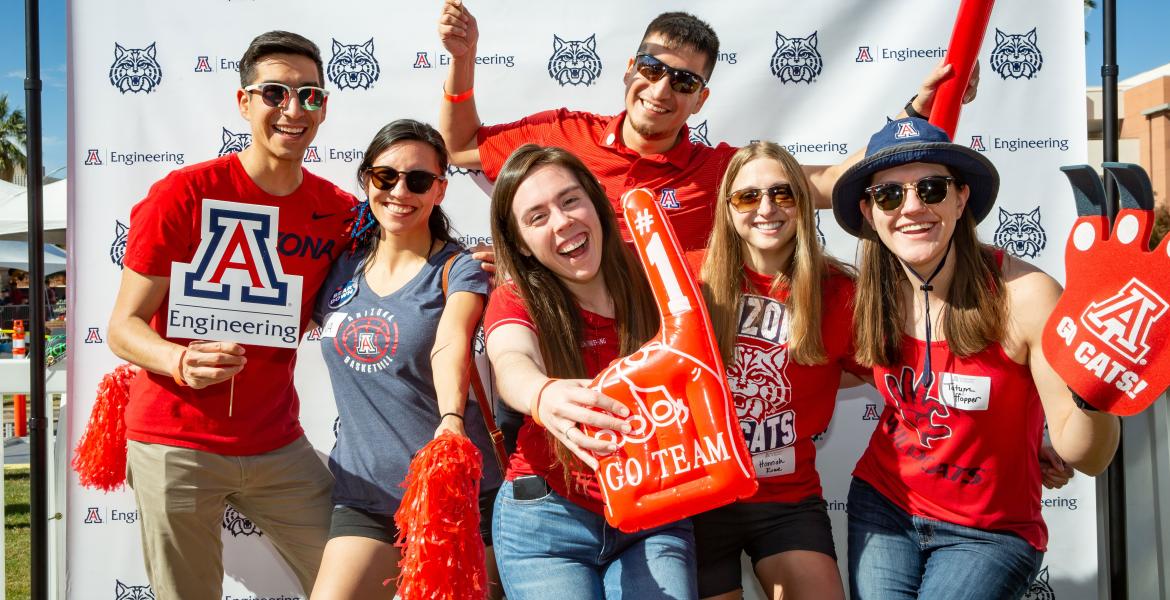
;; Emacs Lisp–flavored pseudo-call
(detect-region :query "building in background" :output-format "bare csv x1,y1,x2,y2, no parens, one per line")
1088,62,1170,209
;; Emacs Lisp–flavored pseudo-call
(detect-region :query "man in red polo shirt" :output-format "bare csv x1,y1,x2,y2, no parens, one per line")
107,31,354,599
437,1,971,250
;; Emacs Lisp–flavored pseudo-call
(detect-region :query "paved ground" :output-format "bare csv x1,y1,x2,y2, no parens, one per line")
5,436,29,465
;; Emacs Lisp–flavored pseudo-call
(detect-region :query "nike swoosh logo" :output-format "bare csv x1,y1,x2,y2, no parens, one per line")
311,212,335,220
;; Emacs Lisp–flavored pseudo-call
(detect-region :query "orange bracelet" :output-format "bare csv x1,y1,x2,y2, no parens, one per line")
172,349,189,387
530,378,557,427
443,86,474,103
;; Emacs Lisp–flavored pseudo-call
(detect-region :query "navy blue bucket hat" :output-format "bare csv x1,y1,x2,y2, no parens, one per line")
832,117,999,237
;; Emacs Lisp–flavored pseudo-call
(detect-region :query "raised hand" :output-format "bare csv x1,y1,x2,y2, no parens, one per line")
438,0,478,58
1042,164,1170,415
584,189,756,532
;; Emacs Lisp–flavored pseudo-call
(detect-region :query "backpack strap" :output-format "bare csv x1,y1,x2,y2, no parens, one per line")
442,253,509,473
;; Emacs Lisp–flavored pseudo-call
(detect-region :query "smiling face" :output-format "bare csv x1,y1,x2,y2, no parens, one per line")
363,140,446,238
728,157,800,274
237,53,326,165
861,161,969,270
622,34,710,147
510,164,605,292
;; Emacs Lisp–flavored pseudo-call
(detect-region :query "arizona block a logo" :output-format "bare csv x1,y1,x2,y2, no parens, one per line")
168,199,303,348
1081,278,1168,364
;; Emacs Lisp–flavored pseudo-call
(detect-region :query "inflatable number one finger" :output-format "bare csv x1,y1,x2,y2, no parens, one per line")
1042,163,1170,415
586,189,757,533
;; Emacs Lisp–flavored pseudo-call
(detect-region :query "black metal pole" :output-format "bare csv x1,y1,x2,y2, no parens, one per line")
1100,2,1125,599
23,0,48,598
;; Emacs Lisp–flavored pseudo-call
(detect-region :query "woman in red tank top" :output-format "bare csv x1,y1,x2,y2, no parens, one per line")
693,142,863,600
830,118,1120,600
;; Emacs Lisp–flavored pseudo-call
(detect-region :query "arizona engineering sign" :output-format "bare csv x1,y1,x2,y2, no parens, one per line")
66,2,1094,599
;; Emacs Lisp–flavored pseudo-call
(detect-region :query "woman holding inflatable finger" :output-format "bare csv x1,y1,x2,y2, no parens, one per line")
693,142,861,600
483,144,698,599
832,118,1119,599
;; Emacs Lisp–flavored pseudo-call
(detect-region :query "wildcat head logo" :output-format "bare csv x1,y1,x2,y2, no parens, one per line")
815,212,826,247
728,343,792,424
1081,278,1169,364
547,34,602,86
110,220,128,268
115,581,155,600
688,121,711,146
885,366,951,448
327,39,380,90
217,128,251,157
447,165,484,177
222,505,262,537
771,32,822,84
994,207,1047,258
109,42,163,94
473,325,486,355
1022,566,1055,600
990,28,1042,80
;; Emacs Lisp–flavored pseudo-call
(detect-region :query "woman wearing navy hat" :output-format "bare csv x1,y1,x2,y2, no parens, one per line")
831,118,1120,599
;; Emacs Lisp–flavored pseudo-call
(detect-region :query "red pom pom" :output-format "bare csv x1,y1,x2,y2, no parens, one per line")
71,364,136,491
394,432,486,600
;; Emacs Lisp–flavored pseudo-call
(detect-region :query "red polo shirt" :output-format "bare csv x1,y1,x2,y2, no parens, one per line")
477,109,737,251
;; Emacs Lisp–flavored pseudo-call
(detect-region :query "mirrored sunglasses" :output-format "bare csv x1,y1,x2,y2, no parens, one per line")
728,184,795,213
634,53,707,94
243,82,329,111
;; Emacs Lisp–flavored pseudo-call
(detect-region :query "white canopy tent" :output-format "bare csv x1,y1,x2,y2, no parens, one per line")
0,179,68,245
0,240,67,273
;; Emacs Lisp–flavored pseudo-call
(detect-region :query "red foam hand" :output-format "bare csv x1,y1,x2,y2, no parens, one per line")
1042,165,1170,415
585,189,757,532
929,0,994,138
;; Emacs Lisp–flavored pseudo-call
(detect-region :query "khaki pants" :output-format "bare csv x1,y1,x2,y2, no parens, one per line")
126,436,333,600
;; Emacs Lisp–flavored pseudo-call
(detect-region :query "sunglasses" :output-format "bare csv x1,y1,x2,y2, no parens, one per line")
728,185,795,213
634,53,707,94
864,176,956,211
365,166,444,194
243,82,329,111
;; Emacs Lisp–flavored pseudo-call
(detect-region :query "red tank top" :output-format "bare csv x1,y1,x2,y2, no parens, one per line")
852,335,1048,551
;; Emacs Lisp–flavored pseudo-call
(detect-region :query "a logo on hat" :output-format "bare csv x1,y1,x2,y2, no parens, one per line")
894,121,919,139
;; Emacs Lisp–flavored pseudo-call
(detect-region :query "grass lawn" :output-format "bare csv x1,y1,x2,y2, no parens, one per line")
6,466,30,599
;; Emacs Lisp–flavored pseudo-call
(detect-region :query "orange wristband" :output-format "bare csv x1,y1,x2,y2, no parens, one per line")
172,349,189,387
443,86,474,103
530,378,557,427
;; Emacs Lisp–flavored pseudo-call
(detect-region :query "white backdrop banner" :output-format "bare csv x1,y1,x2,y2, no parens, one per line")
66,1,1094,598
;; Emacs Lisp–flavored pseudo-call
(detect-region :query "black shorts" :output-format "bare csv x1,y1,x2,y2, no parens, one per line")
692,497,837,597
329,485,498,546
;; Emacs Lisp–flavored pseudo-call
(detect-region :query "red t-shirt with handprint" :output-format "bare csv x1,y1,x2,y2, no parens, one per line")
484,283,611,514
853,336,1048,551
734,267,863,504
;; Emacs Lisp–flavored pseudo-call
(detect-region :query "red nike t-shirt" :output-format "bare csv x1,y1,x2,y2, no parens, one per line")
122,154,355,455
483,283,616,514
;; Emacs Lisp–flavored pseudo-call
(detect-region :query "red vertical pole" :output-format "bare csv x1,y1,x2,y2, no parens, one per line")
14,393,27,437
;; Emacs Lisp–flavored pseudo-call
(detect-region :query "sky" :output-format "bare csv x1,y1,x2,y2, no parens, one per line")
0,1,1166,179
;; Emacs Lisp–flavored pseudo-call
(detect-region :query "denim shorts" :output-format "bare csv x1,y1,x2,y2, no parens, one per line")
847,477,1043,600
492,478,698,600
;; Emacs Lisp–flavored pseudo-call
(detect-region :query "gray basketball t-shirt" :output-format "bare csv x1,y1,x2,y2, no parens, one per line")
314,242,502,515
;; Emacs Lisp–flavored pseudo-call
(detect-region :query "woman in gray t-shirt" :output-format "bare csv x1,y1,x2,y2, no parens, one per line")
310,120,503,599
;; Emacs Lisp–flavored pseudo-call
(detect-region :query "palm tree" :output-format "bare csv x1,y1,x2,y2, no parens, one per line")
0,94,28,182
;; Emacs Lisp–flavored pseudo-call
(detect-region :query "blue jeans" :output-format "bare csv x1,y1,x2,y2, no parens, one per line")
847,478,1043,600
493,479,698,600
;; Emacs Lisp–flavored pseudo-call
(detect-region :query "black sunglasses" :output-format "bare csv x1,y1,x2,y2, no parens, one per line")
365,166,444,194
243,82,329,112
728,184,795,213
634,53,707,94
864,176,956,211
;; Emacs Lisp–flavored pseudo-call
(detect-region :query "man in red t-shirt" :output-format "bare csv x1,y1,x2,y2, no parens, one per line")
436,2,974,251
107,31,354,600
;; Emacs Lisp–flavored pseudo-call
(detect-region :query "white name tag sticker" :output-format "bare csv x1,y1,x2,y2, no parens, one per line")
939,372,991,411
753,445,796,478
320,312,348,338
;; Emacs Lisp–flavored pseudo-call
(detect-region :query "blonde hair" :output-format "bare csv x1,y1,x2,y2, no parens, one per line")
701,142,851,365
